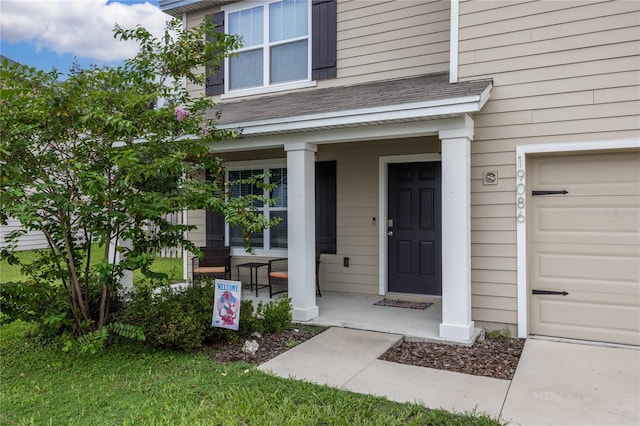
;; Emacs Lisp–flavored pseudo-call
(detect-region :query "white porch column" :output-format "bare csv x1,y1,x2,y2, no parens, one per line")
109,238,133,293
438,114,475,341
284,142,319,321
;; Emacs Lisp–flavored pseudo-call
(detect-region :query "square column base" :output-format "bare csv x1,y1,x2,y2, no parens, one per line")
439,321,476,342
293,305,319,322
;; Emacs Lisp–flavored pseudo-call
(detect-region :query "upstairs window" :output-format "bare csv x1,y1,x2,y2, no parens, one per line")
206,0,337,96
227,0,310,92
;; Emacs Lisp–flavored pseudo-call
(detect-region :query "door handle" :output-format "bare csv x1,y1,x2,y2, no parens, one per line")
388,230,394,237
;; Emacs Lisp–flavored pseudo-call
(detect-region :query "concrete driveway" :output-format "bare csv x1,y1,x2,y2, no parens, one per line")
501,339,640,425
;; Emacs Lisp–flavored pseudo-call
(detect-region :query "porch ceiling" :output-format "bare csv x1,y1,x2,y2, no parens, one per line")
208,73,493,138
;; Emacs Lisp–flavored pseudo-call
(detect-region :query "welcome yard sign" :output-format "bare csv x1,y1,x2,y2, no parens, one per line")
212,279,242,330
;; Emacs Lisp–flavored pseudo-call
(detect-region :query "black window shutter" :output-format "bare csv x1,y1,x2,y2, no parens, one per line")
312,0,337,80
315,161,337,254
205,170,225,247
206,12,225,96
206,210,225,247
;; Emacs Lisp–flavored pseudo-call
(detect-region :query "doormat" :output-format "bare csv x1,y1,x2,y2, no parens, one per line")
373,299,432,310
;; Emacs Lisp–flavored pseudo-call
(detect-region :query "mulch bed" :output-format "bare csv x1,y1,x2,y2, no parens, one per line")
203,325,326,365
380,335,525,380
202,326,525,381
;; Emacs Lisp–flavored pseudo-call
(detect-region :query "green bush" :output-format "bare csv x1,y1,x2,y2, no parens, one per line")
0,277,127,343
126,278,293,351
125,283,206,351
0,280,68,328
257,297,292,333
127,277,256,351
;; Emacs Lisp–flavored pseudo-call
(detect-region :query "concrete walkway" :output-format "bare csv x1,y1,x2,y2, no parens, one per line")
259,327,640,425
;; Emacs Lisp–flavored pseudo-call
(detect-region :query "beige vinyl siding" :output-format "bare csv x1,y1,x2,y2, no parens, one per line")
460,0,640,326
326,0,449,88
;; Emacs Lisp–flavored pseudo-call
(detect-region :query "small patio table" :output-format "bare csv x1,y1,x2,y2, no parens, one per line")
236,262,269,297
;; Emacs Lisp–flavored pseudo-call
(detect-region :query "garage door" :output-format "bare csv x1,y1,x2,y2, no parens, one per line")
528,150,640,346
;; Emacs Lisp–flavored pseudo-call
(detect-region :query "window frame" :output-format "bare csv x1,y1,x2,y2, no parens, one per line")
225,159,288,257
222,0,314,99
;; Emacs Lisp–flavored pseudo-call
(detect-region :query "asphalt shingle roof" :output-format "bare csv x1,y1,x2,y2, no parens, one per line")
209,72,492,126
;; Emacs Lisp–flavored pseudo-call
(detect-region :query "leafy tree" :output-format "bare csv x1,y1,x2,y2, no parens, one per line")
0,19,274,337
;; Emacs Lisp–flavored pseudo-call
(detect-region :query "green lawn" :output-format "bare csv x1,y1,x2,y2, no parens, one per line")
0,321,500,426
0,245,184,284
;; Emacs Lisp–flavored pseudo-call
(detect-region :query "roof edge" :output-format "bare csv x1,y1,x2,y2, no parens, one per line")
216,91,492,137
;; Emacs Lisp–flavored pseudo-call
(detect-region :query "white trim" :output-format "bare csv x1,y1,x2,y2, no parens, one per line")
218,94,488,136
213,117,466,153
378,153,442,296
449,0,459,83
284,142,318,153
515,138,640,339
220,80,317,100
478,83,492,110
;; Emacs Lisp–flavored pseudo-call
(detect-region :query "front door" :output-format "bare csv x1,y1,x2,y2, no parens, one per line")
387,162,442,295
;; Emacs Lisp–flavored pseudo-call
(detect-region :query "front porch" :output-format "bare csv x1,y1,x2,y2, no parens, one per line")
242,290,481,345
196,73,493,344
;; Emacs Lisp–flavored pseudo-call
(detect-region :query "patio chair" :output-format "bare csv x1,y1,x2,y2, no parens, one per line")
268,252,322,298
192,246,231,280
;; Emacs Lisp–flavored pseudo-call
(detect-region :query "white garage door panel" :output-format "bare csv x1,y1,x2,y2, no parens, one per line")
534,299,639,344
529,150,640,346
534,248,640,284
531,197,639,245
531,152,640,196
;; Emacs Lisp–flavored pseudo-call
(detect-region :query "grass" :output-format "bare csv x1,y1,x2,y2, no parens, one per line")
0,320,502,426
0,245,183,285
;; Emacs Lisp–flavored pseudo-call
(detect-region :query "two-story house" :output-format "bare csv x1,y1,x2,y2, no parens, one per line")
160,0,639,346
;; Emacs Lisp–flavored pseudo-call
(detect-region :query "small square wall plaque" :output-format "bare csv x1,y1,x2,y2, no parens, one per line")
483,170,499,185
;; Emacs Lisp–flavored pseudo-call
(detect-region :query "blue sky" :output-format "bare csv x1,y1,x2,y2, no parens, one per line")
0,0,171,75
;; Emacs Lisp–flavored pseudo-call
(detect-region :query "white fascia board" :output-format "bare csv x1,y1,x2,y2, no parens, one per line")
212,116,466,153
217,95,487,136
477,82,492,110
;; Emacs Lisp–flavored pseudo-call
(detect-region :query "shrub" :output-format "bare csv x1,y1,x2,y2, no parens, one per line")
257,297,292,333
126,277,263,351
0,278,127,343
126,278,293,351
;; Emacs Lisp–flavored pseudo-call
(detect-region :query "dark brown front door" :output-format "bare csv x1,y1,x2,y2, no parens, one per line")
387,162,442,295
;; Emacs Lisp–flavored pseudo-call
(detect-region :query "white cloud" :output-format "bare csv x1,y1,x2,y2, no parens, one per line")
0,0,171,62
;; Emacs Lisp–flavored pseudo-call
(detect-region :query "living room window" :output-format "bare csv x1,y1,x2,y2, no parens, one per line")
227,165,288,251
226,0,310,92
207,160,336,255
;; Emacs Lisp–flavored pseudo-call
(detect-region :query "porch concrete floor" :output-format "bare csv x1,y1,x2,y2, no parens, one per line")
243,290,454,342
